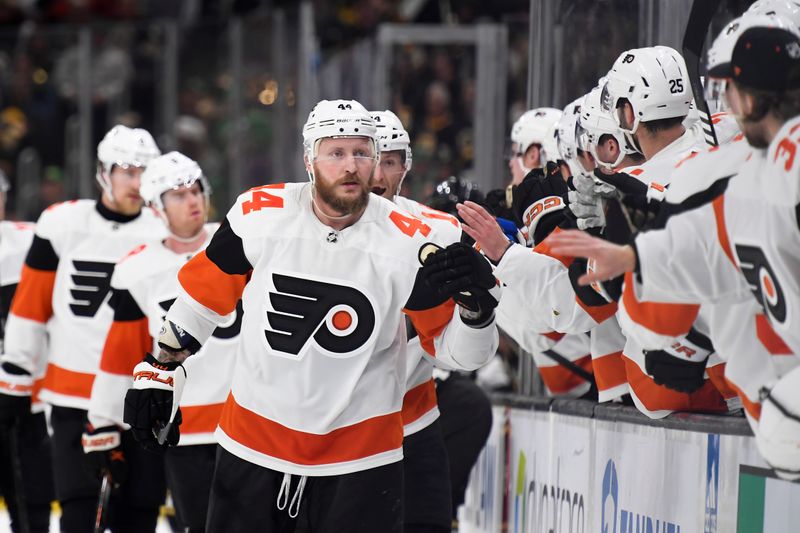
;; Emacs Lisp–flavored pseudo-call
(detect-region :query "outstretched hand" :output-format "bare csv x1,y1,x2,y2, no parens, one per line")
545,230,637,285
456,201,512,263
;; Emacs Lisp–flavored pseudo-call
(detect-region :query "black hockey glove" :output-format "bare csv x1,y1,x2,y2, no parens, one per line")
124,354,185,453
568,258,622,306
644,329,714,393
0,362,33,425
421,242,499,326
82,425,128,488
593,169,663,232
511,169,569,245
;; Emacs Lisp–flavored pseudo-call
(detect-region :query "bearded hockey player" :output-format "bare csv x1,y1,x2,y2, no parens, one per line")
86,152,240,532
0,171,55,533
0,125,165,532
123,99,499,532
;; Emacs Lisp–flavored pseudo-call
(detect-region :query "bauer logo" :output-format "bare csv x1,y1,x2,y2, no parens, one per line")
600,458,682,533
264,272,378,359
704,434,720,533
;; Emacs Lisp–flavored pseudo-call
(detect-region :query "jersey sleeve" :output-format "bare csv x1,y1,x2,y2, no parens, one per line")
88,285,151,427
493,242,615,335
167,216,252,345
2,206,62,374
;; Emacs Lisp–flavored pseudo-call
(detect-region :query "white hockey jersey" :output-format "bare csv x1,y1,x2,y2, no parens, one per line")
3,200,165,410
164,182,498,476
394,195,462,436
0,221,40,403
89,223,240,445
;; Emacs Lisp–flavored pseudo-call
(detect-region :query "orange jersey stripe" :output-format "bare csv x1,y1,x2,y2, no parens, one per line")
403,300,456,357
712,196,737,267
178,250,248,316
181,402,225,435
755,314,792,355
622,272,699,336
725,377,762,421
706,363,738,401
538,354,593,395
218,393,403,466
536,227,573,268
542,331,566,342
42,363,95,399
592,351,627,393
100,318,152,376
9,266,55,323
623,357,728,413
575,296,617,325
402,379,437,426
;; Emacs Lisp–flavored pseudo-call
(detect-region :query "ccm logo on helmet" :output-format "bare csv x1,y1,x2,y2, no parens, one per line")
265,273,378,359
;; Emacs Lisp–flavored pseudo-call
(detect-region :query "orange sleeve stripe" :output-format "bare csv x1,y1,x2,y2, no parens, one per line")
621,272,699,336
538,354,593,395
712,196,737,267
9,265,55,323
576,296,618,325
542,331,566,342
623,357,728,413
178,250,249,316
403,300,457,357
218,393,403,465
755,314,792,355
706,363,738,401
181,402,225,435
99,318,152,375
401,380,438,426
41,363,95,399
592,351,627,393
536,227,573,268
724,377,762,421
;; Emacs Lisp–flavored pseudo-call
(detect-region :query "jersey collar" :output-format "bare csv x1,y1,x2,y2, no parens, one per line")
95,198,142,224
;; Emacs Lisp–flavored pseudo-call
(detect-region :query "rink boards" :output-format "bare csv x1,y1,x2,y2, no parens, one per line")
458,400,800,533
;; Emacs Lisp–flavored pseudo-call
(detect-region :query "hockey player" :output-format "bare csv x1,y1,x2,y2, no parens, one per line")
123,99,499,532
508,107,563,186
0,125,166,532
0,171,55,533
369,109,458,533
86,152,239,532
547,25,800,476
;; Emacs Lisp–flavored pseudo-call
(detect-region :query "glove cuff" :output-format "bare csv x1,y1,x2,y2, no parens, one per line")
0,363,34,397
82,426,121,453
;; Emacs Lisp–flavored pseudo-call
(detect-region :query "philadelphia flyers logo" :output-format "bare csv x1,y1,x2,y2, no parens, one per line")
736,244,786,324
158,298,243,339
69,260,115,318
264,272,378,359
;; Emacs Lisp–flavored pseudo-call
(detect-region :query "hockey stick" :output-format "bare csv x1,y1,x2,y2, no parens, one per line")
93,471,112,533
156,365,186,446
7,420,31,533
682,0,723,147
540,349,595,383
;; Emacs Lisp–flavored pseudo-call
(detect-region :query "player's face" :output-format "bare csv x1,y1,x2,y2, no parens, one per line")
577,148,596,173
508,143,540,185
109,165,144,216
596,137,620,166
371,150,405,200
162,181,206,238
312,137,376,215
725,82,769,149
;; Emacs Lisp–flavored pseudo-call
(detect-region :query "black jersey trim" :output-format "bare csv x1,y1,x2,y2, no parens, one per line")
108,288,146,321
205,217,253,276
25,235,59,271
95,199,142,223
652,176,731,229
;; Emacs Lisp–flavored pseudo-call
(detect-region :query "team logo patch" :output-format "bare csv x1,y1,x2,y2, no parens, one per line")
264,272,378,359
736,244,787,324
69,260,115,318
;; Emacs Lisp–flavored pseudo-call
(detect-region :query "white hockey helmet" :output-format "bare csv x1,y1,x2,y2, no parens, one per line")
370,110,412,172
746,0,800,26
555,96,586,176
756,365,800,481
510,107,563,157
705,14,799,104
578,82,639,170
139,151,210,215
541,121,562,166
96,125,161,200
302,99,378,182
601,46,692,134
